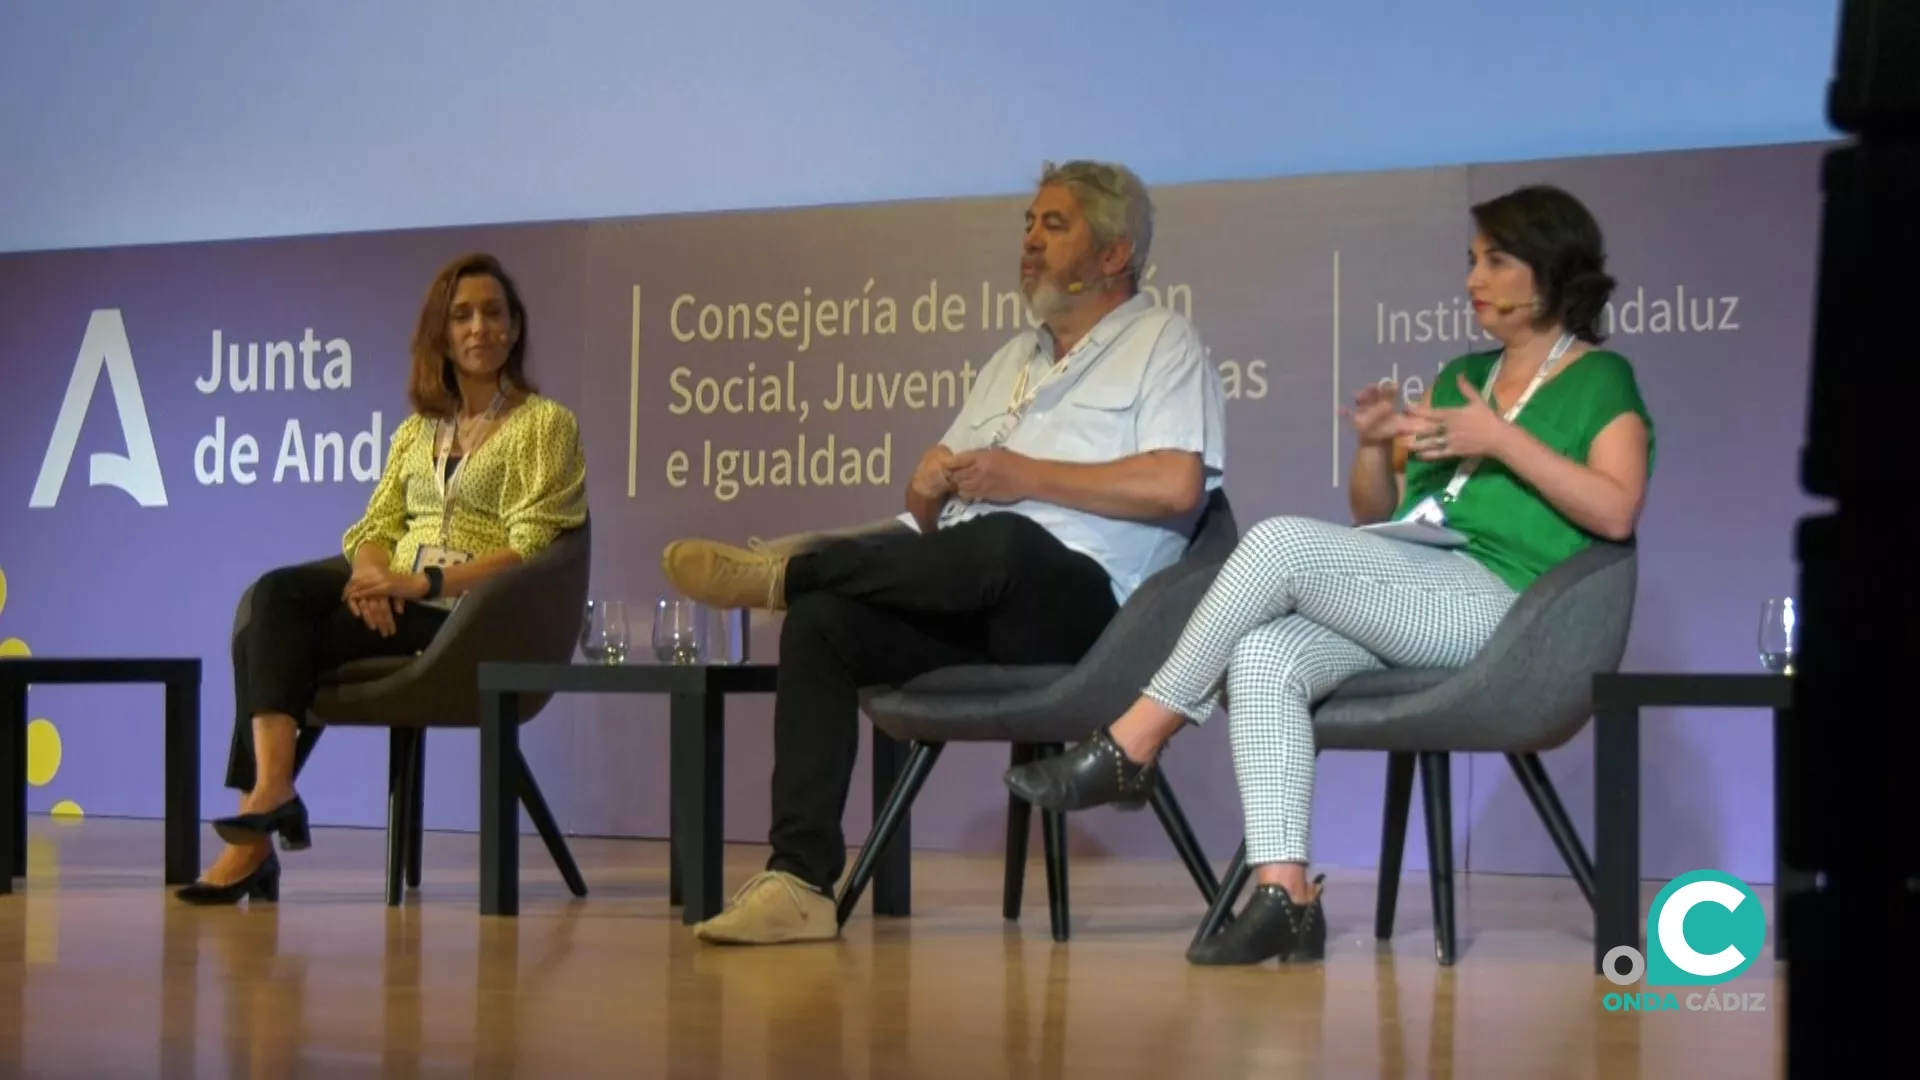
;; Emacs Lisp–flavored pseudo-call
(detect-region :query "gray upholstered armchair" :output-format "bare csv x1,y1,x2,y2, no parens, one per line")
1190,538,1639,965
833,489,1242,940
230,518,593,905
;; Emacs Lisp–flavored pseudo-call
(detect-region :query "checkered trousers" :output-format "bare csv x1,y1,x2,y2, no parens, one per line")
1142,516,1518,864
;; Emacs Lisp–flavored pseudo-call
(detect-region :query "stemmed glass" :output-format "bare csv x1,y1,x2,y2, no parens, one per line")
654,599,706,665
580,600,630,664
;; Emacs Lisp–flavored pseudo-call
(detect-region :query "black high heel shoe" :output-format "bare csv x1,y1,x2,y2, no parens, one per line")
174,851,282,906
1003,728,1159,812
212,794,311,851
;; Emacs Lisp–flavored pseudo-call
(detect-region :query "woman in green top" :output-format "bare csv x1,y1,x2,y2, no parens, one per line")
1004,184,1655,965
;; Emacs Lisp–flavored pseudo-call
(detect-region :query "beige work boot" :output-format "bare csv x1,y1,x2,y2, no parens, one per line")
661,539,788,611
692,870,839,945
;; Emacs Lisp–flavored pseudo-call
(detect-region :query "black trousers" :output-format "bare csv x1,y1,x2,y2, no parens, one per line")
223,561,449,793
766,511,1120,893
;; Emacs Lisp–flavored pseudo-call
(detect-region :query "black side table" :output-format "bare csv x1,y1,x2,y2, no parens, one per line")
0,657,202,892
478,661,890,924
1591,672,1811,974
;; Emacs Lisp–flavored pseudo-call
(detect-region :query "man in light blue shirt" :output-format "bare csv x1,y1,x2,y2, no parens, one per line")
929,286,1225,604
662,160,1226,946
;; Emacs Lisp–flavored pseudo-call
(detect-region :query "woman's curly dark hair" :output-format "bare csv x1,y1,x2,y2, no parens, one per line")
1471,184,1617,344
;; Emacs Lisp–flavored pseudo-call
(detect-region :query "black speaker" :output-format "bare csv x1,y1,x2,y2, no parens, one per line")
1792,3,1920,1075
1826,0,1920,134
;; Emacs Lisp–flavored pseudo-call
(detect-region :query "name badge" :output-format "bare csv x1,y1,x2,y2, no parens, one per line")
1400,495,1448,527
413,545,473,572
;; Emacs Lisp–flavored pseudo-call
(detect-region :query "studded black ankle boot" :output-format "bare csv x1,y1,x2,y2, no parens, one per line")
1187,875,1327,965
1002,728,1158,812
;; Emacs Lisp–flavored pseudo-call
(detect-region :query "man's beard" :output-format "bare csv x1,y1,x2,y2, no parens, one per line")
1023,277,1072,322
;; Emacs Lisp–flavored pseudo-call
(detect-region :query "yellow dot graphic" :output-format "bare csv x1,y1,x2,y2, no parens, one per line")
3,565,72,816
27,719,61,788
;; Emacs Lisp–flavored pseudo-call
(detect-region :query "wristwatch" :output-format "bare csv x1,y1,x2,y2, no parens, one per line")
422,565,444,600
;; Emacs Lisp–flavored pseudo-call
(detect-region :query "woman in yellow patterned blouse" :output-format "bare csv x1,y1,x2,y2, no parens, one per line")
176,252,588,905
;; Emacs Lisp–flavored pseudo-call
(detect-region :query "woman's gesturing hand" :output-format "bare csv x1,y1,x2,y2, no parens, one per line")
1399,375,1512,462
1345,381,1402,446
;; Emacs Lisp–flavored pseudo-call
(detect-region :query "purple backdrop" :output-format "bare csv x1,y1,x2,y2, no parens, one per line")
0,225,591,836
0,140,1826,887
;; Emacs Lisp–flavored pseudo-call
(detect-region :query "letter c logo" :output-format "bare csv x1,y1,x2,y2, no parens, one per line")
1644,869,1766,986
1657,879,1749,978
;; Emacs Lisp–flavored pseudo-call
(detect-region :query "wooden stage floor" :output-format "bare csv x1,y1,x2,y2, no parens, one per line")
0,817,1782,1077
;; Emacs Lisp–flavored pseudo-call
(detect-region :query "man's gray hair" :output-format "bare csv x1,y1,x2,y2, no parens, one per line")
1039,160,1154,290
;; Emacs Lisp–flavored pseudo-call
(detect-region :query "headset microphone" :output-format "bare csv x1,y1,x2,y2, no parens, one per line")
1491,297,1538,314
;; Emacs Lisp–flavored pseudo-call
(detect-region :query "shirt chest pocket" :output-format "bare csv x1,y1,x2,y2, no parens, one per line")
1047,378,1140,462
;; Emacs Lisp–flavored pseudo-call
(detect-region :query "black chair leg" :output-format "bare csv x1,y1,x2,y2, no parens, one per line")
1191,840,1249,949
1418,751,1456,966
1376,751,1417,940
1040,838,1070,940
1148,773,1221,905
869,733,914,917
406,730,426,890
836,743,944,926
1506,752,1596,909
1004,744,1036,921
519,750,588,898
385,728,421,907
1042,811,1069,942
1036,743,1070,941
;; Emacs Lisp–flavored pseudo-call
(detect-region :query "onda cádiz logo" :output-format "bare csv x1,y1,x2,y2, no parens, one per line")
29,310,169,509
1601,869,1770,1014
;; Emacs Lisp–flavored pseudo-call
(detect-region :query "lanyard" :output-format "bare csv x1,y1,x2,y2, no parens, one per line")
1440,332,1575,503
991,353,1070,448
938,350,1072,525
432,386,507,546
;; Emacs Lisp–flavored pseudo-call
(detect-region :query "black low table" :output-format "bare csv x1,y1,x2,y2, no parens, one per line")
474,661,796,923
1591,672,1810,974
0,657,202,892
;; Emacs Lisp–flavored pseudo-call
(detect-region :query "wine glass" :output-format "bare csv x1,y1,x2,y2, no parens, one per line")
654,599,706,664
1758,597,1796,675
580,600,629,664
